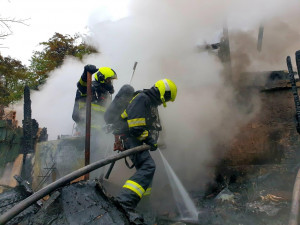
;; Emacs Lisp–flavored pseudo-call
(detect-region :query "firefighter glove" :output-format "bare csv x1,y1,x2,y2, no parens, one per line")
145,136,158,151
84,64,97,73
109,88,115,94
104,83,114,94
150,143,158,151
146,139,158,151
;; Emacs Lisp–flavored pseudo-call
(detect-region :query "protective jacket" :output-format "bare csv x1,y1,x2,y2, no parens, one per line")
120,88,160,145
72,65,113,130
116,87,161,210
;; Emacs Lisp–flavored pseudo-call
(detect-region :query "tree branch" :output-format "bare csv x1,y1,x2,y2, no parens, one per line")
0,16,30,46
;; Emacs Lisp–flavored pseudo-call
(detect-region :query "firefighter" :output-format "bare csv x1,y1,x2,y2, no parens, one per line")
116,79,177,214
72,64,117,133
72,64,117,178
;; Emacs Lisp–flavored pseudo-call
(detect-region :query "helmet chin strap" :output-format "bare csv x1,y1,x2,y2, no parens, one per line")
161,97,167,107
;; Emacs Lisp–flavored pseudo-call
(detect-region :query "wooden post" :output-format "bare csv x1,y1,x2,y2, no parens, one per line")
84,72,92,180
257,24,264,52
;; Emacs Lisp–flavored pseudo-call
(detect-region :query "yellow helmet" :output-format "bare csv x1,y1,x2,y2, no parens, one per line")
94,67,117,83
155,79,177,107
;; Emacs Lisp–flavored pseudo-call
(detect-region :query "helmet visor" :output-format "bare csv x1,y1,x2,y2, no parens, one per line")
164,91,171,102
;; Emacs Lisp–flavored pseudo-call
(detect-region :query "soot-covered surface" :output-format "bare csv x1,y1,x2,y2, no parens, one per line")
0,179,40,225
20,180,131,225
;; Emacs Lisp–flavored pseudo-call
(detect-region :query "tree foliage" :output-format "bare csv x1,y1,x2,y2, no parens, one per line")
0,32,98,107
0,54,31,106
29,32,98,85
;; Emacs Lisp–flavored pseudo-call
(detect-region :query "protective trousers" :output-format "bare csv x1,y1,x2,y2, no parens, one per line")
116,137,156,210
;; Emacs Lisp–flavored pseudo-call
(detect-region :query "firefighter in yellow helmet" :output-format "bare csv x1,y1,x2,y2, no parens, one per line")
115,78,177,221
72,64,117,132
72,64,117,178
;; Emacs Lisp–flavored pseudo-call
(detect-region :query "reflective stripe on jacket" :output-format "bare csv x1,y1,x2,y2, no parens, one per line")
78,102,106,112
121,92,155,141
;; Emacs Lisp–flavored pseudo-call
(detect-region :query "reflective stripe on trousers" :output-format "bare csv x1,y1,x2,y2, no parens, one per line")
123,181,152,198
123,180,145,198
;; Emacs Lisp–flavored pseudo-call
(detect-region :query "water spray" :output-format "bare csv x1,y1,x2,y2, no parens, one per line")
158,149,199,222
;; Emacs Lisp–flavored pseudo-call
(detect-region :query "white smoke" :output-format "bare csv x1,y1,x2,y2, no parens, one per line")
11,0,300,213
84,0,300,212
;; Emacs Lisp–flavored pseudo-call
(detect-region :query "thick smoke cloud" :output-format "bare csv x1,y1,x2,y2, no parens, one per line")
85,0,300,212
13,0,300,214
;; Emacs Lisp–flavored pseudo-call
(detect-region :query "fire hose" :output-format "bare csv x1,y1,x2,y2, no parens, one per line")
0,145,150,225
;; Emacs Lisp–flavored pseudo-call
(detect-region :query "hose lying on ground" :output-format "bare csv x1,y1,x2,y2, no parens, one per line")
0,145,150,225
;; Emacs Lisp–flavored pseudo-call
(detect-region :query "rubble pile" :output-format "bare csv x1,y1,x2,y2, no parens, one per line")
195,168,294,225
0,176,39,225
